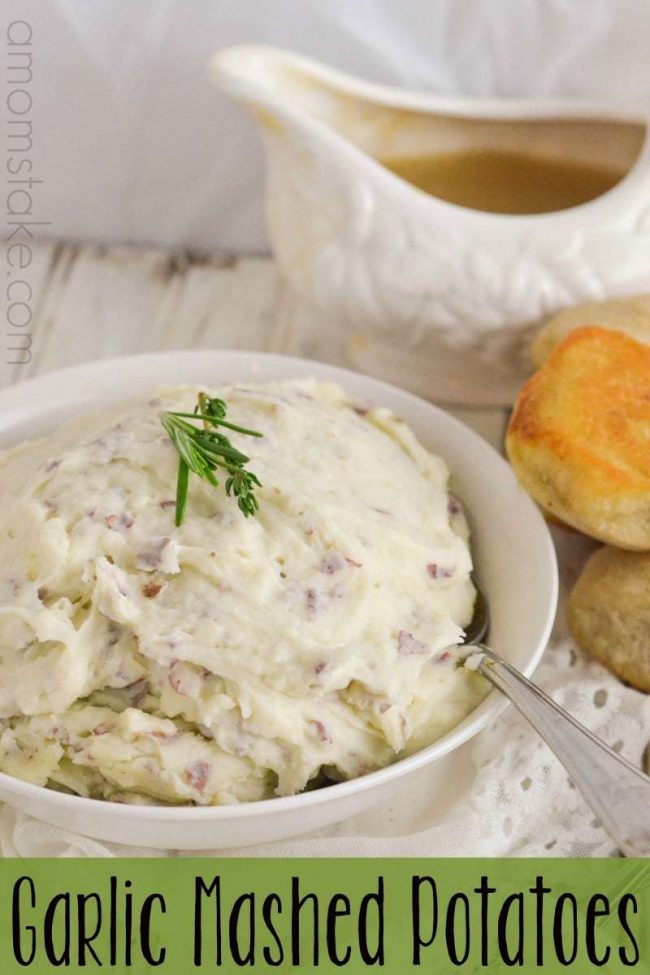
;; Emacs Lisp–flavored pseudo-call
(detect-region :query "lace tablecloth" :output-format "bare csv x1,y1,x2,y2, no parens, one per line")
2,527,647,859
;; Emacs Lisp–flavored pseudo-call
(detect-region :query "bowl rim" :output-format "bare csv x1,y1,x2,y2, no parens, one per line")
0,349,559,822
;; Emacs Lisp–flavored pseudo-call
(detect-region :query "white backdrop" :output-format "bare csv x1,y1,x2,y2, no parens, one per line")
6,0,650,252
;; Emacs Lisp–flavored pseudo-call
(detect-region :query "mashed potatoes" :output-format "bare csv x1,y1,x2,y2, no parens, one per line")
0,380,483,805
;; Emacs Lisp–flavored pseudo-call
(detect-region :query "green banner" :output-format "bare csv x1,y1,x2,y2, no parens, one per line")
0,858,646,973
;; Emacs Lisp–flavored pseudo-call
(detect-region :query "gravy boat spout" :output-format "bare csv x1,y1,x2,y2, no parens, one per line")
213,46,650,405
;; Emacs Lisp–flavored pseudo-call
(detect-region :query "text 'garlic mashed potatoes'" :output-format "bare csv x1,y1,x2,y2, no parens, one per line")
0,380,484,806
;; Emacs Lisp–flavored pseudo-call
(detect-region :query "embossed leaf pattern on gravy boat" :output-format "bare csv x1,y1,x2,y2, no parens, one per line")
213,46,650,404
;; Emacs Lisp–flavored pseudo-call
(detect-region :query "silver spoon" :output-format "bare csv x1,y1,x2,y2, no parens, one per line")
463,585,650,857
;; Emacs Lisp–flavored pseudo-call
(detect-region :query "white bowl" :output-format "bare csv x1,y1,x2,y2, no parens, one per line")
0,351,558,849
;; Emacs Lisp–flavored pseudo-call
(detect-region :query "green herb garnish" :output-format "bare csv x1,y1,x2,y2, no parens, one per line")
160,392,262,526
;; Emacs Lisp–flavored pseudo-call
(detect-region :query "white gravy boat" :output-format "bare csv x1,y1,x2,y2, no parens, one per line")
213,46,650,404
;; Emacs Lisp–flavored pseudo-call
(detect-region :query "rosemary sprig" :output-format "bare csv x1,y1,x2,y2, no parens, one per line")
160,392,262,526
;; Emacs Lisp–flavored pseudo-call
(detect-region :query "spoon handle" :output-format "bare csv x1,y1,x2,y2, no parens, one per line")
473,645,650,857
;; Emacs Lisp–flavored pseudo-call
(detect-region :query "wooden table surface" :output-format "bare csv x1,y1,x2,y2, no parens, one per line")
3,241,509,451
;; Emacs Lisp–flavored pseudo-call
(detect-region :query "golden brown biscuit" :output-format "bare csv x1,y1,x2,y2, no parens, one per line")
568,546,650,692
506,326,650,550
532,294,650,367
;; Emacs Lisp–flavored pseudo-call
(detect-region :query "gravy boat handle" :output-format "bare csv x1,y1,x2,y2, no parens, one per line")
470,645,650,857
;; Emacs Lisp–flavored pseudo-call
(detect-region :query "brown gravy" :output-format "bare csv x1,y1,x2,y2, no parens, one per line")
380,148,626,214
